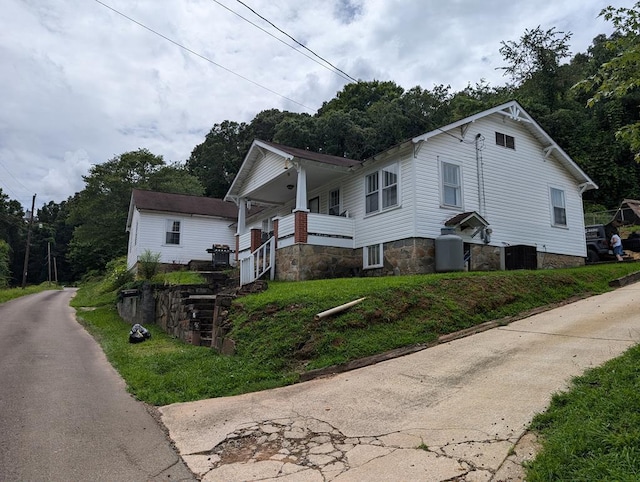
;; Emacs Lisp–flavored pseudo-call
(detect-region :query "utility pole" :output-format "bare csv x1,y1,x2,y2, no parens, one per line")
21,194,36,289
47,242,52,284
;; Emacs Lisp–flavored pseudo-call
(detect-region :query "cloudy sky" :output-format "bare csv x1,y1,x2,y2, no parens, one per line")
0,0,633,210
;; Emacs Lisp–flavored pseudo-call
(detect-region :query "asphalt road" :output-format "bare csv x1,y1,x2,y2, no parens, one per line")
0,289,195,482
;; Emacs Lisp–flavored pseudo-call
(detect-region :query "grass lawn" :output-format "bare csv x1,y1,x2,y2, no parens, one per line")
6,262,640,480
68,262,640,406
0,282,61,303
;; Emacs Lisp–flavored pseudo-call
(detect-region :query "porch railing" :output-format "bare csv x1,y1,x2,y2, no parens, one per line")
240,236,275,286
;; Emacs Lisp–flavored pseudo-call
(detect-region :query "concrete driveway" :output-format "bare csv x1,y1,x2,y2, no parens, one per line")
160,283,640,481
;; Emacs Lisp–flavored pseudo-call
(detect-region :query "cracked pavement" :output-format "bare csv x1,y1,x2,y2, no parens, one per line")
160,284,640,481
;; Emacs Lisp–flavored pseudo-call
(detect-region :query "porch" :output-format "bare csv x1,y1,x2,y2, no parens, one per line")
237,212,355,285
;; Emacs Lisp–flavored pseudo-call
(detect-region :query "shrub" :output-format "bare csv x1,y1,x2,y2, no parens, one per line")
104,256,134,290
138,249,162,280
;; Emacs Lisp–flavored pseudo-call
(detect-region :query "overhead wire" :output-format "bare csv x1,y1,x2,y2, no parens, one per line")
210,0,355,84
92,0,315,112
231,0,359,84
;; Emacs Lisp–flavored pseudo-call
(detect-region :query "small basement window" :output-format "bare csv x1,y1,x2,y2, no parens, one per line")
364,244,383,269
495,132,515,149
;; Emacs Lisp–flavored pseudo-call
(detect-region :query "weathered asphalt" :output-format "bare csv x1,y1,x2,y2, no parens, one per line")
0,289,195,482
160,283,640,481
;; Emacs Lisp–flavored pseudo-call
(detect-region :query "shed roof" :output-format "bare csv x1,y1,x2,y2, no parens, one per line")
130,189,237,220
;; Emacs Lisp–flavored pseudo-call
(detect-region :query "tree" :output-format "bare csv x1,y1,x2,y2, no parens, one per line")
0,189,26,286
186,121,252,198
0,240,10,288
67,149,204,276
499,26,573,108
574,2,640,161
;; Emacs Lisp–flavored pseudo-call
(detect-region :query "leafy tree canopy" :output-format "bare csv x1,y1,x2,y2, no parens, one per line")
67,149,204,276
575,2,640,161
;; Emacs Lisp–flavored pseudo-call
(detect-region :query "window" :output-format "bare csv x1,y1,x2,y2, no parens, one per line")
329,189,340,216
308,196,320,213
165,220,180,245
550,188,567,226
495,132,515,149
382,164,398,208
365,172,379,214
441,161,462,208
365,163,399,214
364,244,383,268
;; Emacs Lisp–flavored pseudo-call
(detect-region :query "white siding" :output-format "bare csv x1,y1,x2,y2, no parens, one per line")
239,152,285,196
342,147,417,248
127,210,236,268
413,115,587,257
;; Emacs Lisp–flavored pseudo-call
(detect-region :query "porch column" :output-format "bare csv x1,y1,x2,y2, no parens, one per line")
250,228,262,252
236,198,246,235
294,165,308,212
273,218,279,249
294,212,308,243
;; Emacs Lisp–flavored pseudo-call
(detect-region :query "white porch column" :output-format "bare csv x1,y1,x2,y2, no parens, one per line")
294,165,308,212
237,198,246,235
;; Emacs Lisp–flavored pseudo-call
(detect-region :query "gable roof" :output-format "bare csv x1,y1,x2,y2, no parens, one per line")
127,189,237,230
225,139,361,203
410,100,597,192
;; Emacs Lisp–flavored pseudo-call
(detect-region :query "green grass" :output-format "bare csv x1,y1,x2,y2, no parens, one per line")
68,262,640,407
0,282,61,303
526,344,640,481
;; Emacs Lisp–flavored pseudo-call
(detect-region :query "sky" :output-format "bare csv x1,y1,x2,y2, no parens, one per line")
0,0,635,211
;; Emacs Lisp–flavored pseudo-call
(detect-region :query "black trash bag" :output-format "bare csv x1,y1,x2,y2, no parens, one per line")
129,323,152,344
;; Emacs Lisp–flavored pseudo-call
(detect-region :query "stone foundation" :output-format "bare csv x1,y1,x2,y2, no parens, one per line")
272,239,585,281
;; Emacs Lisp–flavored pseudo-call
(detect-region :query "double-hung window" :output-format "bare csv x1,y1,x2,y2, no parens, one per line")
441,161,462,208
365,163,399,214
165,220,181,245
550,188,567,226
329,189,340,216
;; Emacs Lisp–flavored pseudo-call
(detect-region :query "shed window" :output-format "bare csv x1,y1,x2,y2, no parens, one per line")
165,220,181,245
496,132,515,149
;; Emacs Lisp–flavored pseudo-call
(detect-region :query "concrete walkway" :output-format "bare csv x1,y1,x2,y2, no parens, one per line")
160,283,640,481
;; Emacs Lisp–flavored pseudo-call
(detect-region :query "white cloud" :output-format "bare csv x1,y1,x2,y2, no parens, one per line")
0,0,634,210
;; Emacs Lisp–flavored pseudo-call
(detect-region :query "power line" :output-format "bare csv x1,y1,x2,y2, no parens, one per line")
92,0,315,112
210,0,356,84
234,0,359,84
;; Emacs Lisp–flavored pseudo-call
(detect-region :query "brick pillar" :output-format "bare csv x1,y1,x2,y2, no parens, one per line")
294,211,308,244
251,228,262,251
273,218,279,249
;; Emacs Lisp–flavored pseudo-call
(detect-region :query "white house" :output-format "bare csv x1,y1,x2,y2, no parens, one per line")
126,189,238,271
224,100,598,284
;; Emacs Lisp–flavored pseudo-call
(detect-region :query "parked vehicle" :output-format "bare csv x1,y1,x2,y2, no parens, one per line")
585,224,614,263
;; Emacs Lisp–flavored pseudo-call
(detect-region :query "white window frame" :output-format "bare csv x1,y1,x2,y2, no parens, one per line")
363,243,383,269
329,188,341,216
440,160,463,209
165,219,181,245
365,162,399,215
550,187,567,227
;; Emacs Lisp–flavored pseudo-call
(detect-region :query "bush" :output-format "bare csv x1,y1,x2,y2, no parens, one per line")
104,256,134,290
138,249,162,280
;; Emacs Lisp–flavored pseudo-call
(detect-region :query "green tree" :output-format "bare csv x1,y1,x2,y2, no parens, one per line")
0,189,26,286
499,26,573,109
0,239,10,288
575,2,640,161
186,121,252,198
67,149,204,277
